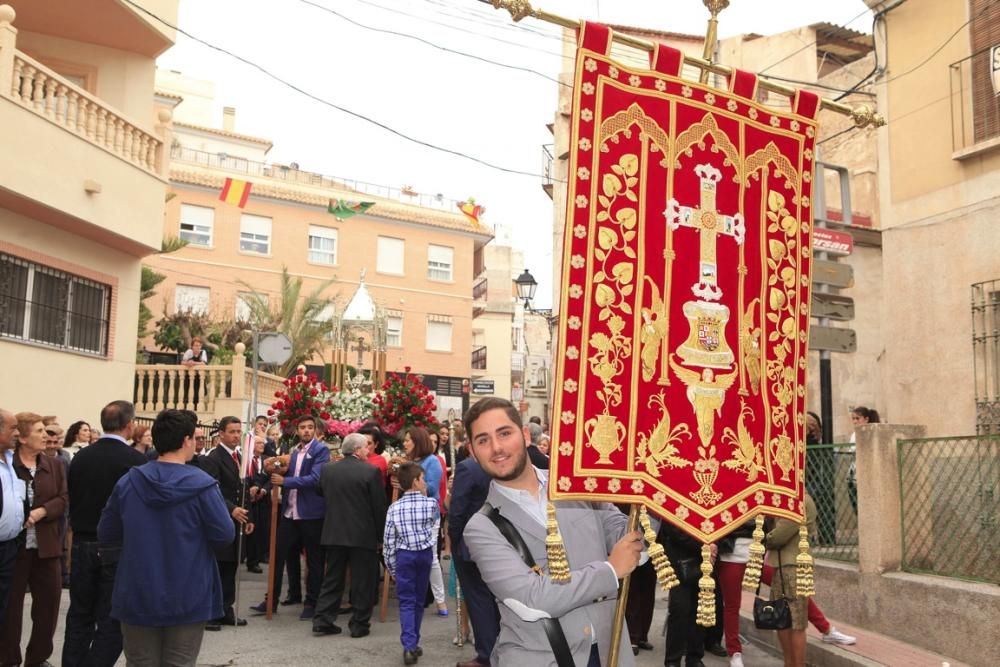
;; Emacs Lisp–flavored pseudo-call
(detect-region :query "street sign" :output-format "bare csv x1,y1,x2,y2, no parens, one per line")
813,228,853,256
257,332,293,364
810,293,855,321
812,259,854,288
809,326,857,353
471,379,495,395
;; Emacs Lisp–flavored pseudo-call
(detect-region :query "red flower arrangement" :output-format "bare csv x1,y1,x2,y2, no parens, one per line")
270,367,334,438
372,366,438,435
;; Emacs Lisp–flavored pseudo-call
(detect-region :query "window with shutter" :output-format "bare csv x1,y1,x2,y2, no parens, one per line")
377,237,405,275
427,244,454,281
175,284,210,315
969,0,1000,143
426,318,452,352
308,225,338,265
179,204,214,247
240,214,272,255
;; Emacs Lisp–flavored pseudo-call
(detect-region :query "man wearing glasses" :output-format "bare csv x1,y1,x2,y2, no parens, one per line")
189,428,208,469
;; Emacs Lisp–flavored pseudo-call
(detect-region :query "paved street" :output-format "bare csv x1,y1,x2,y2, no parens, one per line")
32,564,782,666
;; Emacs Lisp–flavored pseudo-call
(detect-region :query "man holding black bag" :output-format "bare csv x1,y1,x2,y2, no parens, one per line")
462,398,643,667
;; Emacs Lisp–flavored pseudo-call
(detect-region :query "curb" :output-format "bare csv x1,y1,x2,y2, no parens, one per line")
739,612,884,667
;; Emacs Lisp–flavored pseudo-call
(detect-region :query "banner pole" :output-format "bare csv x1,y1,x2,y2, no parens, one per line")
607,505,640,667
266,489,279,619
379,481,401,622
487,0,883,127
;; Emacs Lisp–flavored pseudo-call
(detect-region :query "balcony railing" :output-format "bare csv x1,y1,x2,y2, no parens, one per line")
0,36,163,174
473,278,488,301
541,143,554,197
133,352,287,421
949,47,1000,154
170,145,465,212
471,345,487,370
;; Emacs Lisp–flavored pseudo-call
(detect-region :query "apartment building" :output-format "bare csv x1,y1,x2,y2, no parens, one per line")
0,0,177,423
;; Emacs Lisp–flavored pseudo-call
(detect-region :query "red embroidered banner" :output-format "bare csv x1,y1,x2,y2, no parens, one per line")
549,23,820,542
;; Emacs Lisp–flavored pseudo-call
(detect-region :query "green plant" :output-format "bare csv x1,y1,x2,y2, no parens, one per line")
237,267,338,377
137,236,188,346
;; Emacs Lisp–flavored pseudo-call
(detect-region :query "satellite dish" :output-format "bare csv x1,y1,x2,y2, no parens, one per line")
257,332,293,365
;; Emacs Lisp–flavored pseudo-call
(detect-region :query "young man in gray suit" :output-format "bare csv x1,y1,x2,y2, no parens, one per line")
463,398,643,667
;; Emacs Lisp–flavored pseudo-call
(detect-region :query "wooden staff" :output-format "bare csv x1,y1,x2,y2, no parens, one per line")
265,486,280,619
379,480,401,623
607,505,641,667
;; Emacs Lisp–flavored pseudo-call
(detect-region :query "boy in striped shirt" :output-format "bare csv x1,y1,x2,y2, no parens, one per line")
384,462,440,665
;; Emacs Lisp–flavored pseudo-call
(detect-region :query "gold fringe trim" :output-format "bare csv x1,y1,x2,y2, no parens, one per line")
696,543,716,627
795,522,815,597
741,515,766,592
545,501,571,584
639,506,679,591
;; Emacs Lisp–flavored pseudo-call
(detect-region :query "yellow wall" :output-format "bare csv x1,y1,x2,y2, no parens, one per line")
0,209,142,425
147,186,478,380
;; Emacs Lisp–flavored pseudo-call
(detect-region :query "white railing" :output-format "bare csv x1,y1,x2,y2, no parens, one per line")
0,7,164,175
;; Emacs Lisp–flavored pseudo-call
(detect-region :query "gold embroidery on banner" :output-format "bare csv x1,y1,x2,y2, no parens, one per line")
585,152,641,466
599,103,672,164
636,392,692,477
721,400,765,481
640,277,668,382
770,434,795,481
671,113,742,182
740,298,762,395
763,189,799,431
745,142,801,196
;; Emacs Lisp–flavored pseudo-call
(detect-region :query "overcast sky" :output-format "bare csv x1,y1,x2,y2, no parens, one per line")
156,0,871,309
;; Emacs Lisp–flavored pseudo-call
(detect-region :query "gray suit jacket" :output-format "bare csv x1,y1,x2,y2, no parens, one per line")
464,471,634,667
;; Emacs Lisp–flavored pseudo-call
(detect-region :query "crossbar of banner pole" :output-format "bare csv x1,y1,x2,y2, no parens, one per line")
489,0,886,128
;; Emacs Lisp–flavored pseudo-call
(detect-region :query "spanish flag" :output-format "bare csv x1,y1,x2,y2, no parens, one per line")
219,178,252,208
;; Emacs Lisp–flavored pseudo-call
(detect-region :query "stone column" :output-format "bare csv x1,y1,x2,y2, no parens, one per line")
855,422,926,574
0,5,18,98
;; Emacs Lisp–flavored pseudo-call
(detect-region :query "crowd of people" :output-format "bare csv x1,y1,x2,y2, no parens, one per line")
0,397,868,667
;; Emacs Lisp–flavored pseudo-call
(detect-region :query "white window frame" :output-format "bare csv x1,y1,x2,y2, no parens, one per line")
376,236,405,275
426,318,452,352
175,284,210,315
308,225,338,265
427,244,454,281
239,214,272,255
386,315,402,348
178,204,214,248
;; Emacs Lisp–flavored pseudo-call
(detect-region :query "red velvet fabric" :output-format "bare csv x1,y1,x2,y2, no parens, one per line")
549,22,821,542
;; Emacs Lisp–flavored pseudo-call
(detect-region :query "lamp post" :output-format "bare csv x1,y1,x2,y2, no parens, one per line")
514,269,557,429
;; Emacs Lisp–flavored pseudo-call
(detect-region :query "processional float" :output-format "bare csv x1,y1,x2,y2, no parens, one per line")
488,1,883,665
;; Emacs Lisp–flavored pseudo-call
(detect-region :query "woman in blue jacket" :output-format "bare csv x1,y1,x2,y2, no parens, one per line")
99,409,233,666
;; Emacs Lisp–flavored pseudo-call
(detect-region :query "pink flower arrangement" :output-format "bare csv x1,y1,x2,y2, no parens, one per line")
324,419,367,438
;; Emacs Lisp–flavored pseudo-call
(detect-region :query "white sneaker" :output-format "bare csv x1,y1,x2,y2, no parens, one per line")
730,653,745,667
822,628,857,645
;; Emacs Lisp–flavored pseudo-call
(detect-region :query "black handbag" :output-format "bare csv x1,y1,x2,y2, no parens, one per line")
753,552,792,630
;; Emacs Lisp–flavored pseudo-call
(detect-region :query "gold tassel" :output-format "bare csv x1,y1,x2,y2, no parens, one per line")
639,507,679,591
696,543,716,627
741,515,766,592
545,502,571,584
795,522,815,597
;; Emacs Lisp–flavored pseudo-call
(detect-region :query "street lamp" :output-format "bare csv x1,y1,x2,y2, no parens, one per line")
515,269,538,307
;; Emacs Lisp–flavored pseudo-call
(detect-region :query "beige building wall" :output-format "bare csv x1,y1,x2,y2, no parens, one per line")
149,185,487,381
867,0,1000,435
470,240,517,403
0,1,177,425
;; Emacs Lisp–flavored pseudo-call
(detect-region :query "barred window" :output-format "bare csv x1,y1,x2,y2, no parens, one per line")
0,253,111,356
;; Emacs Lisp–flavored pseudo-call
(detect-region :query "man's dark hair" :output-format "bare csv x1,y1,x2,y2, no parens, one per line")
255,415,268,425
398,462,424,492
218,416,242,433
100,400,135,433
529,416,542,425
152,409,197,455
297,415,316,427
463,397,522,440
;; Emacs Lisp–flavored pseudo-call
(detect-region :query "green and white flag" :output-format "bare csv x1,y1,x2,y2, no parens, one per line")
328,199,375,220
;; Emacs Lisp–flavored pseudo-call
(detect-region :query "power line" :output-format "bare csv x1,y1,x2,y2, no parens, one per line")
297,0,570,87
758,7,873,74
761,73,876,97
121,0,554,179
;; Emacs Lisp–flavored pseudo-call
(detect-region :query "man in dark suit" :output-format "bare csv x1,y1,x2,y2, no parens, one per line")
448,442,501,667
312,433,386,637
525,422,550,470
201,416,253,630
62,400,147,667
245,435,270,573
251,415,329,620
